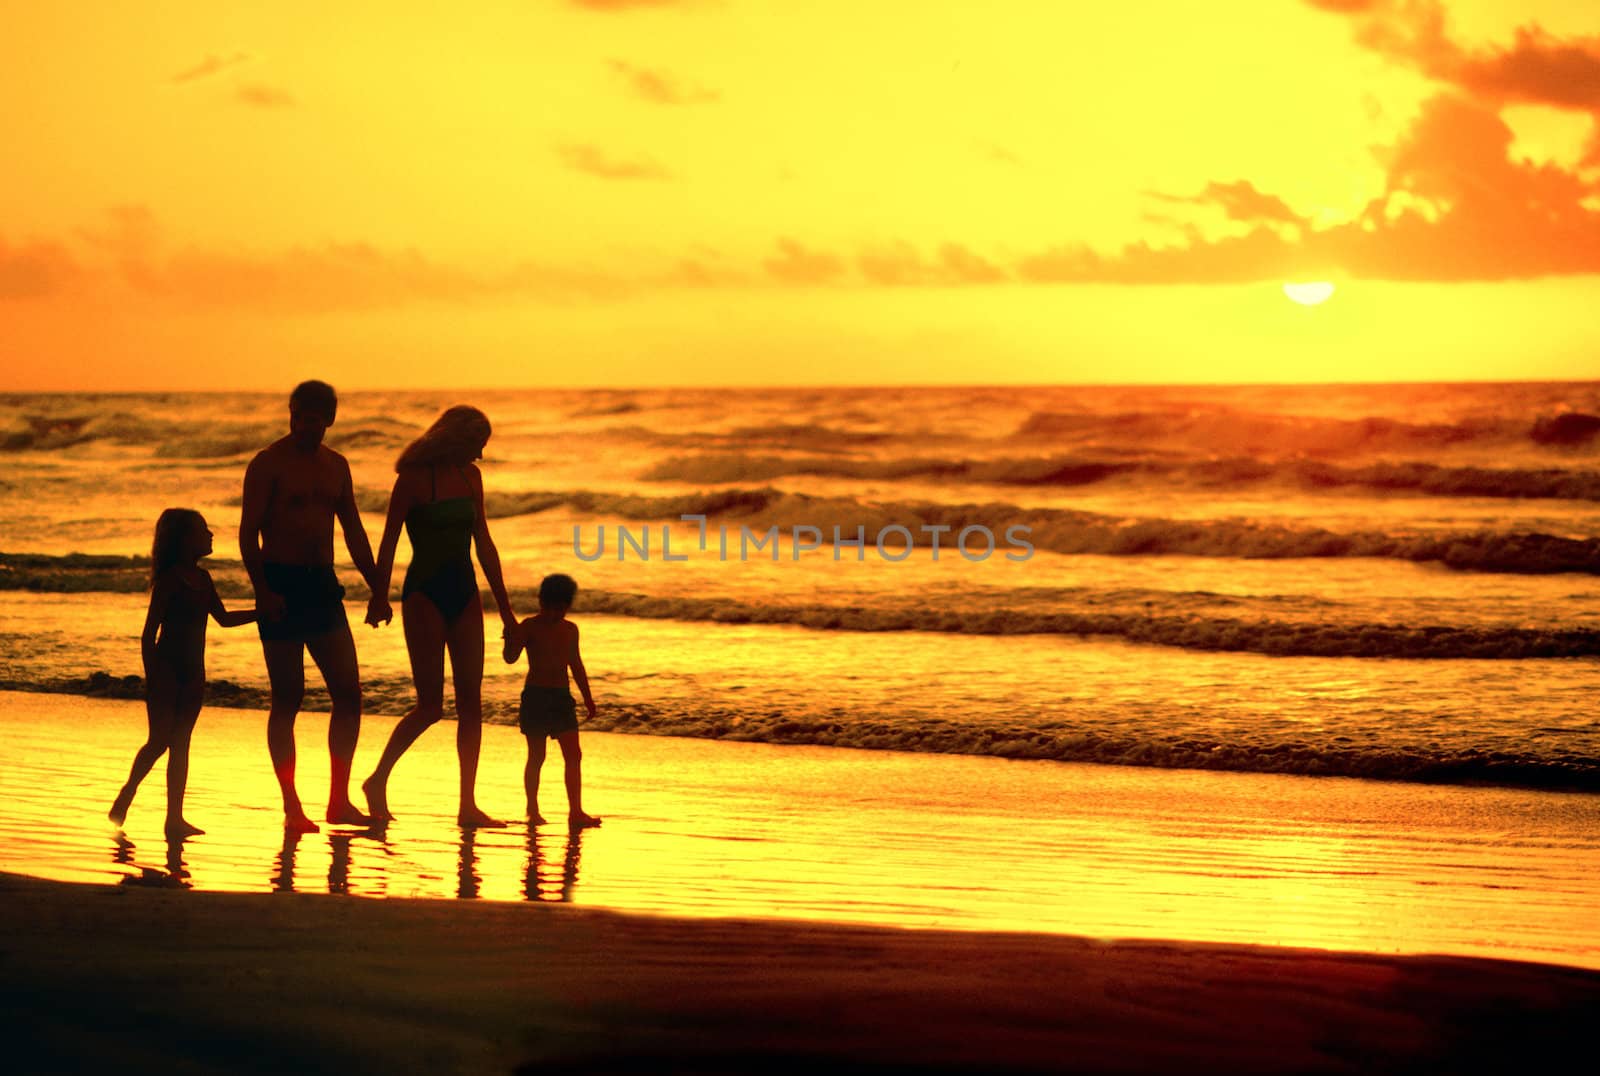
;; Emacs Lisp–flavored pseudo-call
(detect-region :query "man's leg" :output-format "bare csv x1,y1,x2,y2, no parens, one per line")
307,622,369,825
263,639,317,833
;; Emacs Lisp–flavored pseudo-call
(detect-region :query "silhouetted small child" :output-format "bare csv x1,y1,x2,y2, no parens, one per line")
111,509,256,837
503,573,600,829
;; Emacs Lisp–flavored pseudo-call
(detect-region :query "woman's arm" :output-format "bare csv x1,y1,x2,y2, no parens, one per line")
365,471,414,627
468,465,517,633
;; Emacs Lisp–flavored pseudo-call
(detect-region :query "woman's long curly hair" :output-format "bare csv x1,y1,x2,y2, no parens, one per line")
395,406,492,472
150,508,204,588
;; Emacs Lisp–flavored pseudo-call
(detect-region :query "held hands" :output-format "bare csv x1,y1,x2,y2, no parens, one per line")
256,587,288,623
365,594,393,628
500,619,524,665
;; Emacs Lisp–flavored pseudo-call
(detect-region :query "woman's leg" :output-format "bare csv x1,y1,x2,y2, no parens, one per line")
362,593,447,822
111,665,178,825
445,591,502,827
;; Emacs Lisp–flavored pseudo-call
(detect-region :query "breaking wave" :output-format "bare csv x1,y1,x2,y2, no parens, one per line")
469,487,1600,574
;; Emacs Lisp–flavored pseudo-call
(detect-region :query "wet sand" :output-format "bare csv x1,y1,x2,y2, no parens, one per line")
4,691,1600,968
6,869,1599,1074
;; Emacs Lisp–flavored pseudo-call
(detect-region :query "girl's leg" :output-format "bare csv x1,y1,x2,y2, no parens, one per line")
362,594,447,822
445,592,502,828
524,736,548,824
556,732,600,829
164,683,206,837
111,667,178,825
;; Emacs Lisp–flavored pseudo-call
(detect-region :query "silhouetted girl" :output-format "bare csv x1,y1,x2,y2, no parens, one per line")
111,509,256,837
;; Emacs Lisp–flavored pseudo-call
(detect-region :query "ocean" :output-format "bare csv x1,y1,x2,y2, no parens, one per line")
3,382,1599,793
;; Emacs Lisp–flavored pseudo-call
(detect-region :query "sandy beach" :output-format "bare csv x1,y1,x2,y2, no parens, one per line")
6,869,1600,1074
4,688,1600,1070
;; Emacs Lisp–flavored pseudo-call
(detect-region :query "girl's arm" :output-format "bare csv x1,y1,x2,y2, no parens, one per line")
365,472,413,627
205,572,258,628
141,578,173,669
468,465,518,635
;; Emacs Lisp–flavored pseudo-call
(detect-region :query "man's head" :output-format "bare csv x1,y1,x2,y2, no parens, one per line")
288,380,337,450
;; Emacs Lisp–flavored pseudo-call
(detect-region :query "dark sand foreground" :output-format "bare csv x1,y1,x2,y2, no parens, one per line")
5,872,1598,1074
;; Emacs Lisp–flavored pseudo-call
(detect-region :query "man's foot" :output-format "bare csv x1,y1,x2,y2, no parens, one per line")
527,811,549,826
109,791,132,828
326,802,372,827
361,776,394,823
284,812,320,835
165,819,205,839
568,812,602,830
459,807,507,829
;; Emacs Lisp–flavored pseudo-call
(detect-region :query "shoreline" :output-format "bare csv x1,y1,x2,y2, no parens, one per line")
6,870,1599,1073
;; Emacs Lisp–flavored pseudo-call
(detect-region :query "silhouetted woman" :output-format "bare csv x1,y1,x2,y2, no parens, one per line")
362,406,517,828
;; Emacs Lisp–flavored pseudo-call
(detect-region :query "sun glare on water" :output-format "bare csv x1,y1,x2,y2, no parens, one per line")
1283,281,1336,306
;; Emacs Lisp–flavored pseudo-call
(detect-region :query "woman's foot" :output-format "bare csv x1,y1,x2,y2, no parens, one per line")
361,776,395,823
568,812,602,830
458,807,506,829
326,801,372,827
165,818,205,839
527,810,549,826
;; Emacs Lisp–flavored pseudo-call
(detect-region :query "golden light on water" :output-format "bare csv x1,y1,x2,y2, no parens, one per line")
1283,281,1335,306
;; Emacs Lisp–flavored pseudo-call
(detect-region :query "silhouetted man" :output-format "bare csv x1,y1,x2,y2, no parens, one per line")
240,380,380,832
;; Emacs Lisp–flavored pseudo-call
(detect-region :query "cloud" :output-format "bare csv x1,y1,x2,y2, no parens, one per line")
0,237,78,300
1147,180,1308,228
1030,89,1600,284
857,241,1009,286
556,143,672,180
975,140,1023,166
1307,0,1600,113
608,60,719,104
763,239,846,284
236,84,296,109
572,1,700,10
170,52,250,84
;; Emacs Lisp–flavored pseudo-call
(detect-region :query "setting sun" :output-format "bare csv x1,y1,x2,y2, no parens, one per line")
1283,281,1336,306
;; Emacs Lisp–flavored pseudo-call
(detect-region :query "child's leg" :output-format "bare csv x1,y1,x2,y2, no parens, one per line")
556,732,600,829
111,668,178,825
164,683,205,837
524,736,548,824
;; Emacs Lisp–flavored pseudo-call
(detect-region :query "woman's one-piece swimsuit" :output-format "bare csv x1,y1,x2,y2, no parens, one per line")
401,467,478,625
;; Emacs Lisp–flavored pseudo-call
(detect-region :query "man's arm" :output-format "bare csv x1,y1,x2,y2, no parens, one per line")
364,472,412,627
239,453,286,621
569,624,596,719
334,455,380,595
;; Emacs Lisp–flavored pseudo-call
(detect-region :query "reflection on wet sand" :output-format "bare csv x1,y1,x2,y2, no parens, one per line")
273,831,300,893
524,828,583,903
111,833,192,890
458,829,480,900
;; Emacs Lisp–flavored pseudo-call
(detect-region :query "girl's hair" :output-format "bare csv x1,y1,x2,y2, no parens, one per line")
395,406,492,472
151,508,205,587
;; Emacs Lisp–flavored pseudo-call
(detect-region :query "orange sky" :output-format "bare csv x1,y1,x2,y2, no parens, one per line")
2,0,1597,389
